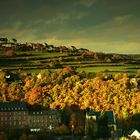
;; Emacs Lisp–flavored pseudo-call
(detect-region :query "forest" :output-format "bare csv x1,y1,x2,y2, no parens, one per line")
0,66,140,132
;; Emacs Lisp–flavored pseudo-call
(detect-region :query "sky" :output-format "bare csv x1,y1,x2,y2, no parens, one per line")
0,0,140,54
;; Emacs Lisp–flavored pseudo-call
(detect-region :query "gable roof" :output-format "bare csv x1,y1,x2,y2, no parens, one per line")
86,110,116,125
86,109,100,117
128,130,140,138
0,101,27,111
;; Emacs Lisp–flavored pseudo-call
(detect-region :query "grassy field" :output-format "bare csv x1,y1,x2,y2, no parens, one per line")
0,51,139,76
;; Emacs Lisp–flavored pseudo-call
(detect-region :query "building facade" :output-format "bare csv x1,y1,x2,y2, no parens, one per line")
0,102,61,131
85,109,117,135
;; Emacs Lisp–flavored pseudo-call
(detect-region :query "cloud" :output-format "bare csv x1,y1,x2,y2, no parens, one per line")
0,27,37,42
74,0,97,7
79,41,140,54
114,16,127,24
0,0,140,54
114,15,133,24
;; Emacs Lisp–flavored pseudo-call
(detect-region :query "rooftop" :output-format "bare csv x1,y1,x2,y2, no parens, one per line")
0,102,60,116
87,110,116,125
0,101,27,111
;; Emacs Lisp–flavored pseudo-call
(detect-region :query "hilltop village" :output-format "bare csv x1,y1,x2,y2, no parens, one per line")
0,37,88,53
0,37,137,62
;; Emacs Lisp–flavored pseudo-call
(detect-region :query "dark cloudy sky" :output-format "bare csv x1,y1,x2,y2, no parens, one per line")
0,0,140,54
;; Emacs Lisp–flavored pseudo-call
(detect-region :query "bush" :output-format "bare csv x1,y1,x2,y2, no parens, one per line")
5,50,14,57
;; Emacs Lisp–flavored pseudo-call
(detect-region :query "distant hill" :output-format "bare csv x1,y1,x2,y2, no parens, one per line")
0,37,140,76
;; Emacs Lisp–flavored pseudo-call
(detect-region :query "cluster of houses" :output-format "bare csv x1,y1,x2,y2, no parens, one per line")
0,37,88,53
0,101,139,139
0,38,17,48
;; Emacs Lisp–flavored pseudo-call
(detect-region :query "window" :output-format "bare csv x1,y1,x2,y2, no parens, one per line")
14,121,16,126
13,116,16,120
3,112,6,115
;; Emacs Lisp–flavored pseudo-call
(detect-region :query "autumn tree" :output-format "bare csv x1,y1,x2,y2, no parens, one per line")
5,49,14,57
54,124,70,135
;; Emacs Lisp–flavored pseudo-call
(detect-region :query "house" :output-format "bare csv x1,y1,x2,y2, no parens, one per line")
59,46,69,53
85,110,117,131
78,48,89,53
5,71,23,84
0,38,8,44
0,102,61,131
128,129,140,140
0,37,17,48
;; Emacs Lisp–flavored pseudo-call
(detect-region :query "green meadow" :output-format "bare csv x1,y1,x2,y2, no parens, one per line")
0,51,139,76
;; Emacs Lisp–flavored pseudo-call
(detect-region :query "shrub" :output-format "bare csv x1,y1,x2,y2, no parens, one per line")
5,50,14,57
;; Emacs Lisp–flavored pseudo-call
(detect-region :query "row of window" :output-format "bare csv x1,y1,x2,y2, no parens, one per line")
0,113,59,119
0,116,58,121
0,107,25,111
29,119,56,123
0,121,27,126
0,121,57,128
0,111,27,115
1,116,27,121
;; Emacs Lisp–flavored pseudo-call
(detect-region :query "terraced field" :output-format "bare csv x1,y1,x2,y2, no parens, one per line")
0,51,139,76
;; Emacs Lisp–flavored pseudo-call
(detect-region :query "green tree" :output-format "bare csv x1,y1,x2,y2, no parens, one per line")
19,133,28,140
28,134,38,140
97,112,111,138
54,124,70,135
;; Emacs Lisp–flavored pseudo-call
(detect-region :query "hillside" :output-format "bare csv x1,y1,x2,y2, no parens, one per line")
0,37,140,77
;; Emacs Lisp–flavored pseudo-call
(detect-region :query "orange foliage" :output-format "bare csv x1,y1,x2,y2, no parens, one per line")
5,50,14,57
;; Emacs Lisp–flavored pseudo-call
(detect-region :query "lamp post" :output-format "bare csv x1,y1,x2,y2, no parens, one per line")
71,125,74,138
48,124,53,136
